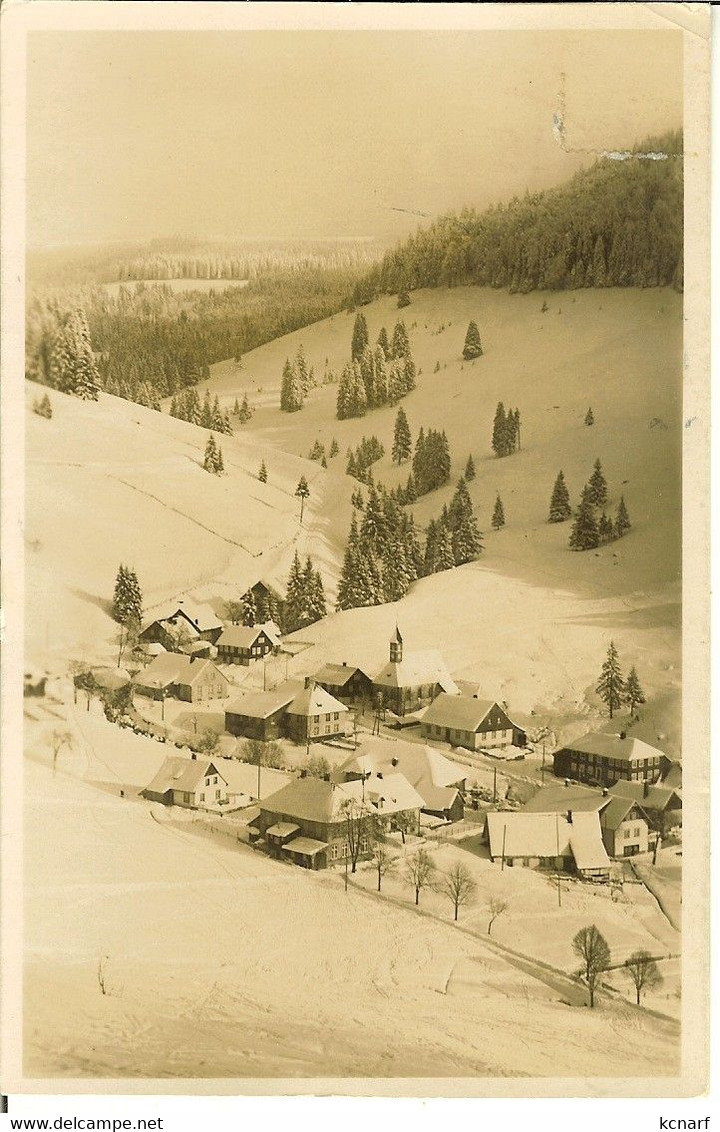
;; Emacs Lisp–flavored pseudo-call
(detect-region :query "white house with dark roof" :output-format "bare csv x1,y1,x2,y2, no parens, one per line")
372,627,458,716
609,778,682,835
420,692,526,751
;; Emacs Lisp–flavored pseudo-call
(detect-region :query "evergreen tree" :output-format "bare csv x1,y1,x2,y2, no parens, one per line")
382,539,411,602
598,511,613,542
548,470,572,522
625,666,646,717
233,397,241,416
295,474,310,523
215,443,224,473
51,309,100,400
306,563,327,623
377,326,391,358
446,477,484,564
112,564,142,626
397,289,411,309
392,407,412,464
284,551,305,631
201,389,213,429
492,495,505,530
492,402,508,458
615,495,631,538
462,320,483,360
258,460,268,483
402,354,417,393
588,458,608,508
597,640,625,719
585,406,595,427
238,393,252,423
241,590,256,627
295,345,312,396
280,359,303,412
203,433,222,474
435,523,456,572
569,486,600,550
392,321,410,358
464,454,476,481
351,312,369,361
329,437,339,458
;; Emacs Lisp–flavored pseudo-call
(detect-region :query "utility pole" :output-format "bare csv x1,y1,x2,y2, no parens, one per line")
493,766,497,803
541,740,546,783
555,813,562,907
501,823,507,871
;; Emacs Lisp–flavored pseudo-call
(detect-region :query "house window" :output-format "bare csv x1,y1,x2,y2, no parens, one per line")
183,792,191,804
334,712,339,720
624,827,631,838
329,844,339,861
215,789,221,799
325,725,331,733
200,793,205,802
313,715,320,724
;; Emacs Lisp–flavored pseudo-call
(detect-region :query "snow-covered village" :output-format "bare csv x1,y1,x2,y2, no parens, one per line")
14,16,695,1088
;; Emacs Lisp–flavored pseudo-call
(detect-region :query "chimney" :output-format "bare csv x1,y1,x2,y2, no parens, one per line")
564,779,570,787
323,773,331,782
391,757,399,767
619,731,627,740
304,676,312,690
377,772,383,780
566,809,573,822
343,661,348,667
602,787,609,796
300,769,307,778
191,752,197,761
643,780,650,798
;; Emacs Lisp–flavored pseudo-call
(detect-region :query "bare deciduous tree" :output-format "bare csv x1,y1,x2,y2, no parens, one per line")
371,842,396,892
487,896,509,935
440,861,477,921
405,847,436,906
50,729,73,772
572,924,611,1008
339,797,374,874
195,728,221,757
624,949,663,1006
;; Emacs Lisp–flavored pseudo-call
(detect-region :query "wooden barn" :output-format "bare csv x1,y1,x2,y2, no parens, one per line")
312,662,373,705
224,682,302,742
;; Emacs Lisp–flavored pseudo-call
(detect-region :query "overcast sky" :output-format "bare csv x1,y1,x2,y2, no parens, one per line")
26,29,682,249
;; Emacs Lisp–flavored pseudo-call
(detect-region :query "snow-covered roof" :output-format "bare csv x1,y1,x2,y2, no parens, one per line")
337,737,466,812
486,809,610,872
561,731,664,763
137,652,227,690
286,683,349,719
225,681,303,719
217,624,275,650
144,756,226,796
214,758,291,801
313,663,370,687
145,598,222,634
421,693,500,732
523,782,609,814
373,650,459,695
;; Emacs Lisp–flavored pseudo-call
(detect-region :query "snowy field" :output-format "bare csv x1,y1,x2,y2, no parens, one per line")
24,724,680,1080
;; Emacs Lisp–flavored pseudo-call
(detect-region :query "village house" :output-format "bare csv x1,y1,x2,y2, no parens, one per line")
224,681,303,742
247,579,285,626
135,652,230,703
215,624,278,666
372,627,458,717
139,598,224,651
142,756,229,809
522,779,652,858
553,731,664,787
213,757,292,806
485,809,611,881
336,737,467,823
284,679,350,743
420,693,526,751
253,773,423,870
312,662,374,705
597,794,650,857
609,778,682,836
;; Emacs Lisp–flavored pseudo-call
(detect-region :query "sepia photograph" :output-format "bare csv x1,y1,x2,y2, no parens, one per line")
0,0,711,1103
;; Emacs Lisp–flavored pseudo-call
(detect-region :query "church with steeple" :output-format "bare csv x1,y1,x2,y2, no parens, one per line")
371,625,458,717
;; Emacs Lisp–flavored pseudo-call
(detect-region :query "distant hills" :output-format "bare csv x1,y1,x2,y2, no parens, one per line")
362,131,683,298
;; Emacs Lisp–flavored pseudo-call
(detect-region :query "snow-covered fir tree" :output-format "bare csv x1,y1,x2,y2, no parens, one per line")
548,470,572,522
392,407,412,464
597,640,625,719
588,458,608,508
462,320,483,359
492,495,505,530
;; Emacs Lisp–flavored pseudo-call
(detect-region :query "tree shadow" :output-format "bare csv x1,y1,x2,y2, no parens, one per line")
69,587,114,617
